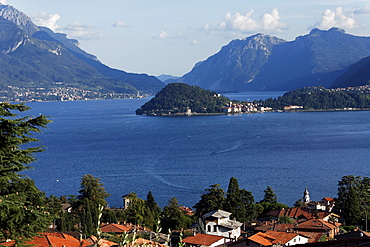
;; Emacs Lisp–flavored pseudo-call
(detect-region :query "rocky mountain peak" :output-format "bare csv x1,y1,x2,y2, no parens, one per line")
0,4,39,36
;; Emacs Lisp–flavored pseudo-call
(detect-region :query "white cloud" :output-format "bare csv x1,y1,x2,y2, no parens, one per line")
153,31,168,39
1,1,7,4
152,31,186,40
205,8,288,33
61,22,107,40
190,40,200,45
354,5,370,14
314,7,357,30
32,12,61,31
112,21,129,28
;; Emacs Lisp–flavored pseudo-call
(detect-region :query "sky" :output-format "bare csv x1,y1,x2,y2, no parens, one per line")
3,0,370,77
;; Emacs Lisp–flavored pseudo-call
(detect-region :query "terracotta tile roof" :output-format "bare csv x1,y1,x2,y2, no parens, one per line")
87,236,118,247
265,230,300,245
126,238,168,247
296,231,324,243
294,219,339,231
0,232,91,247
182,233,225,246
101,223,132,233
248,232,276,246
323,197,334,202
272,223,295,232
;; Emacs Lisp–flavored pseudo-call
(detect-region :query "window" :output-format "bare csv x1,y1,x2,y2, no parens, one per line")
207,225,211,232
213,225,217,232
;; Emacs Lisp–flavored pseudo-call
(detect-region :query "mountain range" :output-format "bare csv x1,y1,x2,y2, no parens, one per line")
2,3,370,100
0,4,164,100
168,28,370,92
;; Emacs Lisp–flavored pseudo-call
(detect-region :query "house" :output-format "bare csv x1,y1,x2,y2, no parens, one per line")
267,207,317,223
100,222,149,235
246,231,309,247
264,230,309,246
101,223,132,234
125,237,169,247
122,194,131,209
0,232,92,247
181,233,227,247
180,206,194,216
293,219,341,239
248,232,276,247
61,203,72,213
202,210,243,240
307,198,335,212
335,230,370,240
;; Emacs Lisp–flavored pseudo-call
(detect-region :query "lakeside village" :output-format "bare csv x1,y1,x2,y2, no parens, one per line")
2,83,370,103
3,188,370,247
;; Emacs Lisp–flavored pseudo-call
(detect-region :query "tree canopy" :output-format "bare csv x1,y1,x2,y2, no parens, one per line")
0,102,51,243
136,83,230,115
256,86,370,110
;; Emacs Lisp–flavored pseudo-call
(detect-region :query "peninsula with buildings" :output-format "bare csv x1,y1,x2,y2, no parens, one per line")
136,83,370,116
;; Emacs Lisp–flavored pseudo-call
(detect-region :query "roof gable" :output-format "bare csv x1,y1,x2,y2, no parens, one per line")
248,232,275,246
182,233,225,246
202,210,232,219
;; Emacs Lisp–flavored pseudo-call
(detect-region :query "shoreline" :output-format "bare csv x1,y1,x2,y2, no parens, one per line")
139,107,370,116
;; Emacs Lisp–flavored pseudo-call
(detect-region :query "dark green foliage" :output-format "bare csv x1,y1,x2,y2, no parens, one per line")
76,174,110,237
77,174,110,206
260,186,278,204
278,215,293,224
0,102,51,243
335,175,370,227
145,191,162,230
122,192,146,225
224,177,255,222
294,199,304,208
136,83,230,115
161,197,192,232
258,86,370,110
193,184,225,218
257,202,289,218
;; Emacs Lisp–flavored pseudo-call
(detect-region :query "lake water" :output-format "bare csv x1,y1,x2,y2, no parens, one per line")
22,92,370,208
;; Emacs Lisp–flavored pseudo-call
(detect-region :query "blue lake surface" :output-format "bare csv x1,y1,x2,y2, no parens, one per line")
22,92,370,208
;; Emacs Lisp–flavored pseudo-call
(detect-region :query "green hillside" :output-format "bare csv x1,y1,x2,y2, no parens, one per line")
136,83,230,115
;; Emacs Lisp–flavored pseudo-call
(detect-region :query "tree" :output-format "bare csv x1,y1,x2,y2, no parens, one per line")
145,191,162,230
344,186,362,225
76,174,110,237
224,177,255,222
161,197,192,232
260,186,278,204
334,175,370,226
278,215,293,224
194,184,225,218
123,192,146,226
0,102,51,243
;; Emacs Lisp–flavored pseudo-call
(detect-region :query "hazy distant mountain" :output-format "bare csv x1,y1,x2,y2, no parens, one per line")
0,4,164,98
180,28,370,92
330,55,370,88
181,33,285,92
156,74,180,83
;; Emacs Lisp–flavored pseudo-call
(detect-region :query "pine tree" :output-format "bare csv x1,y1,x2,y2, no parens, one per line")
224,177,255,222
344,186,362,225
76,174,110,237
162,197,192,232
145,191,162,230
0,102,51,243
194,184,225,217
260,186,278,204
